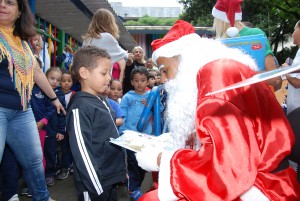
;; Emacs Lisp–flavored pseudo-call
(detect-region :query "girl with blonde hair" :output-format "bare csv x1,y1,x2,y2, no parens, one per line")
82,8,128,65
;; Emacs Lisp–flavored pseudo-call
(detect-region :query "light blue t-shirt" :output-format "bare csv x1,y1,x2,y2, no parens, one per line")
119,90,152,135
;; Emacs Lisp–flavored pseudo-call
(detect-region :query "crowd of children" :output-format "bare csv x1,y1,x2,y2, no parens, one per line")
1,1,299,200
0,32,165,200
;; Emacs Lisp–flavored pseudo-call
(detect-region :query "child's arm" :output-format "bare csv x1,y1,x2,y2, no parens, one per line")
67,107,103,197
111,100,124,127
117,59,126,83
39,96,56,131
36,122,45,131
118,97,128,134
116,117,123,127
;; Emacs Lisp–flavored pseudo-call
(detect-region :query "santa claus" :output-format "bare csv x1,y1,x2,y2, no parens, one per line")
135,19,300,200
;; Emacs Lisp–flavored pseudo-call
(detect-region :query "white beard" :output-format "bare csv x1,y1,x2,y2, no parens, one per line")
164,36,258,149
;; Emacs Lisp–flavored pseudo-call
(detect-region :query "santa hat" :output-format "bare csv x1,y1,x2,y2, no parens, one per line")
151,20,195,65
212,0,243,37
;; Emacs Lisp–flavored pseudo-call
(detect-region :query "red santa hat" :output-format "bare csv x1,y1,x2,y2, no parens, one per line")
212,0,243,26
151,20,195,65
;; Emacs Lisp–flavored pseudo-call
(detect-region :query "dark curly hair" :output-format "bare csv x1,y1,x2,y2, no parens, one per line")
72,46,111,82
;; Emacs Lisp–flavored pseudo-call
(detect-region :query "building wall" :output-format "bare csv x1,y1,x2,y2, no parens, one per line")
110,2,181,18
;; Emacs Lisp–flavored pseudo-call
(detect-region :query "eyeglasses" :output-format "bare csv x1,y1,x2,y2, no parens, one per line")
0,0,17,6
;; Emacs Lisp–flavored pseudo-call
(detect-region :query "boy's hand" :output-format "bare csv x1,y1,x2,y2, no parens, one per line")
56,133,64,141
37,122,45,131
141,98,147,105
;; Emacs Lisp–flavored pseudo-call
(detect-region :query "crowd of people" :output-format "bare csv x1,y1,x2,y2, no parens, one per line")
0,0,300,201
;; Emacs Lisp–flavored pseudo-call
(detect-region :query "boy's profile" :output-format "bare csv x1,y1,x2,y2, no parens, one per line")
66,46,127,201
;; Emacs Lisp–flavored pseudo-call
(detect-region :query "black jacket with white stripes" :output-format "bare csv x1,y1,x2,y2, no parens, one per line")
66,91,127,198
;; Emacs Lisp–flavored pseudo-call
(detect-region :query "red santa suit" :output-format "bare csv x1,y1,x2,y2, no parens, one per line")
136,20,300,201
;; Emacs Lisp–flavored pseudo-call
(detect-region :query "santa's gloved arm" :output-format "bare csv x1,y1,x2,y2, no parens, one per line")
136,149,178,201
136,147,160,172
158,151,179,201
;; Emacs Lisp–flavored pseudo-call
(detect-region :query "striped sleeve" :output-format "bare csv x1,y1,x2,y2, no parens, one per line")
68,108,103,196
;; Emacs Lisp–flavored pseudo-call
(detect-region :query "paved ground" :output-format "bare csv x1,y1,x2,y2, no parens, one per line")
20,173,153,201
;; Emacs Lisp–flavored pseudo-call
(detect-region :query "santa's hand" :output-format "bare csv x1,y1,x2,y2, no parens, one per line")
135,147,161,172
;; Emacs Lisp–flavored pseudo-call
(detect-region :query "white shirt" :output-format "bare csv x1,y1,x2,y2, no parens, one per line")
287,48,300,115
83,33,128,65
39,42,51,73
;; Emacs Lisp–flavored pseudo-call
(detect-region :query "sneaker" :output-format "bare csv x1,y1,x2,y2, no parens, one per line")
57,169,69,180
69,163,74,174
20,187,29,196
20,187,32,197
130,188,143,201
55,169,61,176
8,194,19,201
69,166,74,174
46,176,55,186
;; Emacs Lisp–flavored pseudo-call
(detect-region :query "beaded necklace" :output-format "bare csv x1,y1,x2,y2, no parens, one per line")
0,26,36,110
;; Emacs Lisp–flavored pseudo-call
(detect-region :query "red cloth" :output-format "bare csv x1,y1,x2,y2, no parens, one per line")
112,62,120,80
214,0,242,27
141,59,300,200
151,20,195,52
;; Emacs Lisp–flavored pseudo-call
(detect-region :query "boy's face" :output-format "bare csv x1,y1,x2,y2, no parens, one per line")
146,59,154,69
47,71,62,89
148,77,156,88
61,74,73,93
109,81,122,101
131,73,148,94
101,84,110,97
31,35,42,51
155,75,161,85
81,58,111,96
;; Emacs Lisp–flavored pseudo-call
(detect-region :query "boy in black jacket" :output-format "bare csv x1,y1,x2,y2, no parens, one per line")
67,46,127,201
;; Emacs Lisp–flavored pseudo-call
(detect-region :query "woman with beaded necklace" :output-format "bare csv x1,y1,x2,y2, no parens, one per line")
0,0,64,200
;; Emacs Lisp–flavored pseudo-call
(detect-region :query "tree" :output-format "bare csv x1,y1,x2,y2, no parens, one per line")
125,15,178,26
179,0,216,26
178,0,300,63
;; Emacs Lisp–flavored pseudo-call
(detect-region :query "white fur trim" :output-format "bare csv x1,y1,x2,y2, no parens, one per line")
240,186,269,201
226,27,239,38
152,33,199,66
212,6,242,23
158,151,178,201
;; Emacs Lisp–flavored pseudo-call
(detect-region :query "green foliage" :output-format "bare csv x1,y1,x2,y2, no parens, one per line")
179,0,216,26
178,0,300,63
124,15,178,26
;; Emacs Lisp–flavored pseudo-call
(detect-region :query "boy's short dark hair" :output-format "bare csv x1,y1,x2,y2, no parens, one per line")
110,78,122,85
72,46,111,81
148,74,155,80
156,71,161,76
130,67,149,80
61,68,73,79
